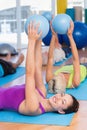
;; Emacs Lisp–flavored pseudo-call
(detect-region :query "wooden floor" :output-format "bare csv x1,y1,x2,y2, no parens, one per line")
0,48,87,130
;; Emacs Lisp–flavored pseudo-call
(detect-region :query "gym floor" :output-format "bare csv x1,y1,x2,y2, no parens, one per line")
0,48,87,130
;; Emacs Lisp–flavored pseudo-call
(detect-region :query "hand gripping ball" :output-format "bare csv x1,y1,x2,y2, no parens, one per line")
25,14,49,39
52,14,72,34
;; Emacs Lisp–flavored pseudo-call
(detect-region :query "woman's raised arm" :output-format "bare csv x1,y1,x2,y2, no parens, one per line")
67,21,80,87
22,22,42,115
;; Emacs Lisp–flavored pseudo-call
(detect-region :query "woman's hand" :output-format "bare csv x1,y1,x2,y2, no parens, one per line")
28,21,42,41
50,20,57,36
67,21,74,38
50,21,62,49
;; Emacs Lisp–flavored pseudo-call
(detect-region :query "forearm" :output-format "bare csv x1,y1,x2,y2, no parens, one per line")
46,35,55,82
48,35,55,59
68,35,79,63
35,40,43,85
55,34,61,48
35,40,42,69
26,40,36,76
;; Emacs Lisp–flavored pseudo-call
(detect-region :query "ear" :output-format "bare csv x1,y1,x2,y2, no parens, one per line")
58,108,65,114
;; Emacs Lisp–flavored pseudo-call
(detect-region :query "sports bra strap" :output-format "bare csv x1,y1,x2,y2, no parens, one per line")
36,87,45,99
39,103,45,114
36,87,45,114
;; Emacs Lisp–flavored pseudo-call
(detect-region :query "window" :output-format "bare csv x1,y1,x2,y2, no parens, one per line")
0,0,52,50
0,0,16,47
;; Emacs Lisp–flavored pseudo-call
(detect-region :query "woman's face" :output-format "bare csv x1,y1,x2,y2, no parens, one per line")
49,93,73,114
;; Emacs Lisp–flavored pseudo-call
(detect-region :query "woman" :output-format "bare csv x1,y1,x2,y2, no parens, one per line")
0,22,79,115
46,21,87,94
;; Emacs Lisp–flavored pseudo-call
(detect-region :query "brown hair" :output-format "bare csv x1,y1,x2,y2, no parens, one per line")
63,94,79,114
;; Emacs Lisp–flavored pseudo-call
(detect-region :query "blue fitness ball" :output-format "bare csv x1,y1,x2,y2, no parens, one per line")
42,11,53,22
42,29,63,46
73,22,87,49
25,14,49,39
52,14,72,34
42,29,52,46
62,21,87,49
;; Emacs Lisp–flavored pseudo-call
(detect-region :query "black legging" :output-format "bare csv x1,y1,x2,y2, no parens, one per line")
0,59,16,77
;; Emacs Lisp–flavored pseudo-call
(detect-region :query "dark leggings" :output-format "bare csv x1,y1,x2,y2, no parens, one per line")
0,59,16,76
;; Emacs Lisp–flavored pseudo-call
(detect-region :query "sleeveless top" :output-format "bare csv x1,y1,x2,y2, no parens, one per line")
54,65,87,88
0,84,45,114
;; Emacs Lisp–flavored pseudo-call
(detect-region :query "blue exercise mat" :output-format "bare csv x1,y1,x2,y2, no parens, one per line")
0,67,25,86
0,87,74,126
0,110,74,126
66,78,87,100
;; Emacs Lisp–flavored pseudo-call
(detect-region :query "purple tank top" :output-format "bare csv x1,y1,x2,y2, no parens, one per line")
0,84,45,114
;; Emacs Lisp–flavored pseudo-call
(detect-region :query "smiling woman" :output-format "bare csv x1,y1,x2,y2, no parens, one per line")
49,94,74,114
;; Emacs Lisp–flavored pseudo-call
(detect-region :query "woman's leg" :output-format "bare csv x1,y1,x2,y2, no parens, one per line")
10,53,24,69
